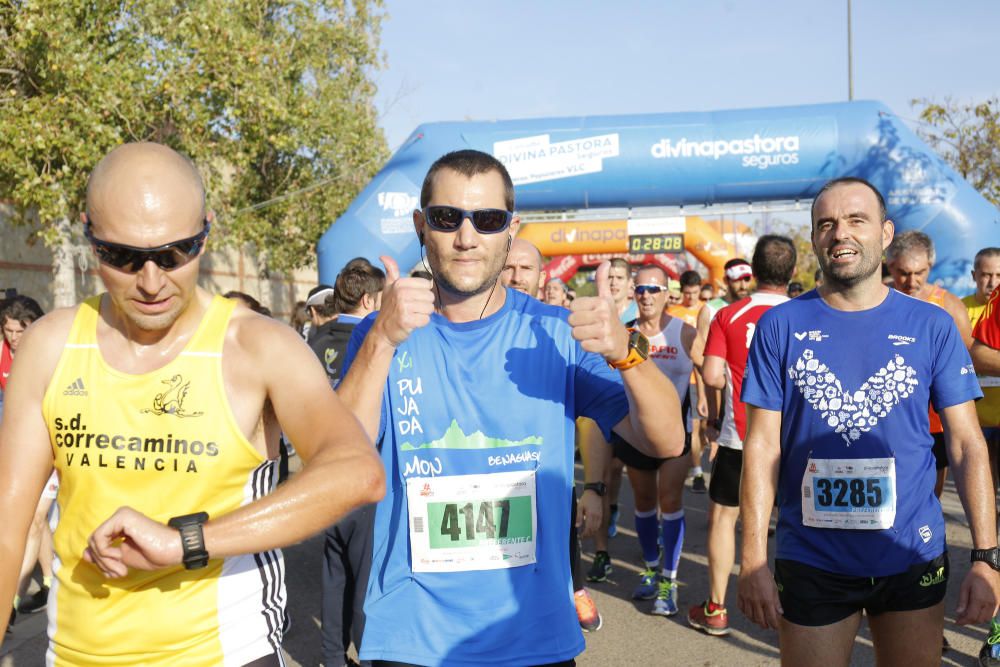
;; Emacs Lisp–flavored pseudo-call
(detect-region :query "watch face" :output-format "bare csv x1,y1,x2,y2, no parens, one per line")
630,330,650,359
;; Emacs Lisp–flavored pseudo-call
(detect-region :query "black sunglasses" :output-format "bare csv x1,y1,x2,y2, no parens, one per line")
422,206,513,234
84,220,210,273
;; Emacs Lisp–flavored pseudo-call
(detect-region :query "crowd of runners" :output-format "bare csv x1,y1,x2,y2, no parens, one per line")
0,142,999,667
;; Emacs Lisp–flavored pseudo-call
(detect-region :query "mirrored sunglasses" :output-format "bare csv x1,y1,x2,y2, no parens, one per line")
423,206,512,234
634,284,667,296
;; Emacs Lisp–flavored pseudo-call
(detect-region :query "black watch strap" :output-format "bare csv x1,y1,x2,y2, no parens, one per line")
971,547,1000,572
168,511,210,570
583,482,607,497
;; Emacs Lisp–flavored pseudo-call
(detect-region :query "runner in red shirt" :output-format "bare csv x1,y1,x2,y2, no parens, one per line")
687,235,795,637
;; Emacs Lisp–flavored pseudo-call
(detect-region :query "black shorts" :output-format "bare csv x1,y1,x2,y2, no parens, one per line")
708,446,742,507
774,553,948,626
612,431,692,471
931,432,948,470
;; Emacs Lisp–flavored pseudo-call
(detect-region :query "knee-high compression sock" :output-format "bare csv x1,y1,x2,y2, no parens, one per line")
660,509,685,580
634,508,660,567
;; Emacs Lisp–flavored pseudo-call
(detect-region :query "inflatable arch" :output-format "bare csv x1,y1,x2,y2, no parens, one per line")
318,101,1000,294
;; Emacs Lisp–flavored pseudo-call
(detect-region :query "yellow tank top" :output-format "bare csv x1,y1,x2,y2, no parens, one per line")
42,295,284,666
964,294,1000,427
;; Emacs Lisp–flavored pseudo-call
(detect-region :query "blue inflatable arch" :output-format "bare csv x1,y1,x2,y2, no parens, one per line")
318,100,1000,294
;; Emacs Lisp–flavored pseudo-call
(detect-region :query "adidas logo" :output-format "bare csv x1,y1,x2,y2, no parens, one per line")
63,378,88,397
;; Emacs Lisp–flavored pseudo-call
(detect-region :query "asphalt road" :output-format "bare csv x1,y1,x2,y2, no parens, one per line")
2,466,992,666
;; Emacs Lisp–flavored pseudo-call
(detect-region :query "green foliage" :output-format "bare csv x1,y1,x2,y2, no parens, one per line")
0,0,388,272
913,97,1000,208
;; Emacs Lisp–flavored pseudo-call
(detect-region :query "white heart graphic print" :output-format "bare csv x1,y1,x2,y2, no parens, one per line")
788,349,919,445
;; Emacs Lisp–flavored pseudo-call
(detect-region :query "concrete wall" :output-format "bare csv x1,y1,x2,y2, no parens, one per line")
0,210,318,321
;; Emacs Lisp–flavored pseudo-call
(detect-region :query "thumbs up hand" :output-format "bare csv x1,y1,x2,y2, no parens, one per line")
372,255,435,347
568,261,630,363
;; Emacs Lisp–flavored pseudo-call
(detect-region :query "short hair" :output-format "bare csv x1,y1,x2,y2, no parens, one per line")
223,291,270,317
333,265,386,315
724,258,750,271
635,264,669,283
343,257,374,272
290,301,310,332
608,257,631,276
811,177,887,225
306,284,338,318
752,235,797,287
974,248,1000,272
1,295,43,327
420,150,515,212
885,230,935,266
679,270,701,289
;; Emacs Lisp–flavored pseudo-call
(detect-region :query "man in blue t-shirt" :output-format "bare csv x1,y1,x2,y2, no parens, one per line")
737,176,1000,665
336,149,685,667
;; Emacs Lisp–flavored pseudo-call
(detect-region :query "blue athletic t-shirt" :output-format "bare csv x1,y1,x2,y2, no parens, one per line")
741,289,981,577
343,287,628,666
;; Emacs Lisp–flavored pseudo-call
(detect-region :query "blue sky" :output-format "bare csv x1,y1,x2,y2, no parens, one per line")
373,0,999,151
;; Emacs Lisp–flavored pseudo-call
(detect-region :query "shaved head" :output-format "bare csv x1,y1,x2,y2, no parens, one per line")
84,142,210,334
86,142,206,240
502,238,544,296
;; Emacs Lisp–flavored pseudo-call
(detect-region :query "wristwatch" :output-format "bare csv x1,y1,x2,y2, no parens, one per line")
168,512,210,570
608,328,649,371
583,482,607,497
971,547,1000,572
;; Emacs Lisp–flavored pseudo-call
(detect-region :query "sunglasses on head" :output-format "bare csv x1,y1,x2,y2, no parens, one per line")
634,284,667,296
84,220,210,273
422,206,513,234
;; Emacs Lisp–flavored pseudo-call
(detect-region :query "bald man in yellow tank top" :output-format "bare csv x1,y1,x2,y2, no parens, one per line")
0,143,385,664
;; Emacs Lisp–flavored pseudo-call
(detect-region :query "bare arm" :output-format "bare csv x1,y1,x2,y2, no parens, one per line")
737,406,783,630
702,355,727,391
0,313,69,636
577,417,610,538
940,401,1000,624
336,256,434,441
971,340,1000,376
611,362,686,459
84,317,386,577
944,292,974,350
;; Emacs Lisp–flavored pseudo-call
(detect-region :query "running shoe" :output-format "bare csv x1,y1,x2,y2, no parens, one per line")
574,588,603,632
6,608,14,633
608,506,620,538
17,585,48,614
691,474,707,494
633,568,660,600
688,600,730,636
586,551,612,582
979,618,1000,666
652,579,679,616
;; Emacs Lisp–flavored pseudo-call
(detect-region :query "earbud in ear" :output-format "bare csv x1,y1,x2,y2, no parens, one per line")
418,232,425,247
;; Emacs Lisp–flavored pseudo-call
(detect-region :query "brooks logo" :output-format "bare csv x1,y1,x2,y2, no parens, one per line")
63,378,87,396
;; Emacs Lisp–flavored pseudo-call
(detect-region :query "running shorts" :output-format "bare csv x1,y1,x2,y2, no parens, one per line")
774,553,948,626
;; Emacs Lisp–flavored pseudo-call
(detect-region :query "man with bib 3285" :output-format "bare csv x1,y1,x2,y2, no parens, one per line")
737,177,1000,667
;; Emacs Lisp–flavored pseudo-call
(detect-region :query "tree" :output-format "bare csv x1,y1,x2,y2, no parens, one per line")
0,0,388,305
913,97,1000,208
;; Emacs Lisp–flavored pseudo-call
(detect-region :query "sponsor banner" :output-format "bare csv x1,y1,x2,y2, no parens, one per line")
646,118,836,175
493,133,620,185
358,171,421,237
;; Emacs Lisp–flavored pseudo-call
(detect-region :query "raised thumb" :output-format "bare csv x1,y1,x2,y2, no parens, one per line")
595,260,612,299
380,255,400,284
